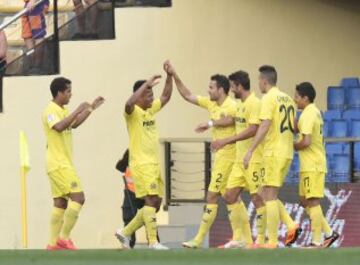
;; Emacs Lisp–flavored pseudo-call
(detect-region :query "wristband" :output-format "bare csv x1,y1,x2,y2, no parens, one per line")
208,120,214,127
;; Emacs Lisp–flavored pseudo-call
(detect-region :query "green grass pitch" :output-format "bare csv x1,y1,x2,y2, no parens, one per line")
0,248,359,265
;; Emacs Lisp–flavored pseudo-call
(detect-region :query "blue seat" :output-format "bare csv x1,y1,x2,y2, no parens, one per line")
343,110,360,120
340,77,360,88
354,142,360,172
325,142,349,154
286,153,299,183
332,154,350,182
350,119,360,138
323,119,330,138
327,86,346,110
323,110,342,120
330,119,347,137
347,87,360,109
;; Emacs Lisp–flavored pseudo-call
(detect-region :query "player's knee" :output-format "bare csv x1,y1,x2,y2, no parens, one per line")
206,193,219,204
251,194,264,208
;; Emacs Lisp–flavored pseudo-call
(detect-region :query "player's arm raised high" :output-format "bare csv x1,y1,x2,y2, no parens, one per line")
165,61,199,106
160,60,173,107
125,75,161,115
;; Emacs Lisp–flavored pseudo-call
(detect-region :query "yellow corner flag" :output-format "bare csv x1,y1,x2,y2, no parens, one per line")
19,131,30,248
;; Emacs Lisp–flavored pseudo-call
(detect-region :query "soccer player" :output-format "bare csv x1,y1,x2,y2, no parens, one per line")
42,77,104,250
294,82,339,248
165,61,237,248
115,61,173,250
210,70,265,248
243,65,301,248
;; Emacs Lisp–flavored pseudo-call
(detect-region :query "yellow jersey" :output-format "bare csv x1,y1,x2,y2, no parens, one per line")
197,96,236,160
297,103,327,173
42,101,73,173
124,99,162,167
259,87,295,159
235,92,263,162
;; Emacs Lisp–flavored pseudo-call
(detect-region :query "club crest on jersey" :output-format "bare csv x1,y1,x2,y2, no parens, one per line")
48,114,55,122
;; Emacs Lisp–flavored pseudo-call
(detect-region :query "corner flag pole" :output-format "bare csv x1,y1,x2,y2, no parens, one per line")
19,131,30,248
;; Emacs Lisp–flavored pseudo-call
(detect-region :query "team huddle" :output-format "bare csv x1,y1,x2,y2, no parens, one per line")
43,60,339,250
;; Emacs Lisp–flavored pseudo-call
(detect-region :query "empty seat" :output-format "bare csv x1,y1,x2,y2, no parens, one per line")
341,77,360,88
286,153,299,183
343,110,360,120
323,110,342,120
325,142,349,154
323,119,330,138
330,119,347,137
354,142,360,172
332,154,350,182
327,86,346,110
347,87,360,109
350,119,360,138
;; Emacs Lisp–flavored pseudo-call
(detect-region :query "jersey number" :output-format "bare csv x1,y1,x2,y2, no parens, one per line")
279,105,295,133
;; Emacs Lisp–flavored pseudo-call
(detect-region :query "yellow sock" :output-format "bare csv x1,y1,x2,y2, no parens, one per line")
123,208,144,237
60,201,82,240
277,200,296,229
266,200,280,245
238,201,253,245
194,204,218,245
322,215,333,237
143,206,158,245
49,207,65,245
255,206,266,244
227,203,242,241
308,205,322,245
307,207,332,237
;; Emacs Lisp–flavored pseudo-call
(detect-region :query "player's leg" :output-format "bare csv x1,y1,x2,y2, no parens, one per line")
183,159,232,248
222,162,252,248
56,168,84,249
72,0,87,37
84,0,98,37
47,196,67,250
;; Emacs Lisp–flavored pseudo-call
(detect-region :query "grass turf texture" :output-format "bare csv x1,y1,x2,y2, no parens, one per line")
0,248,359,265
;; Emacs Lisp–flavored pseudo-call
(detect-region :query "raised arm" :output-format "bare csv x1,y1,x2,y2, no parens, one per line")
71,96,105,129
165,61,198,105
160,60,173,107
125,75,161,114
243,119,271,168
52,102,90,132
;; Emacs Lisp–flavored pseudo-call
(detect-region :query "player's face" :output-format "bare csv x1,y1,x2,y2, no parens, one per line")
208,80,220,101
294,90,306,110
230,81,241,99
258,74,267,94
59,86,72,105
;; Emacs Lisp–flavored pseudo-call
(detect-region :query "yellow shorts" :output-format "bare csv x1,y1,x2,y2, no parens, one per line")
48,167,82,198
299,171,325,199
131,164,164,198
263,156,292,187
208,158,233,195
227,162,264,194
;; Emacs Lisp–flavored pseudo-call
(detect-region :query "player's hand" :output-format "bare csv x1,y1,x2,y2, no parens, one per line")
211,139,226,151
164,61,176,76
195,122,209,133
163,60,172,75
146,75,162,88
243,150,252,169
91,96,105,110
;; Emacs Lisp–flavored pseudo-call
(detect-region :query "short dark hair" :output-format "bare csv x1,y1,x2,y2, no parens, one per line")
211,74,230,94
50,77,71,98
228,71,250,90
296,82,316,103
133,80,146,92
259,65,277,85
